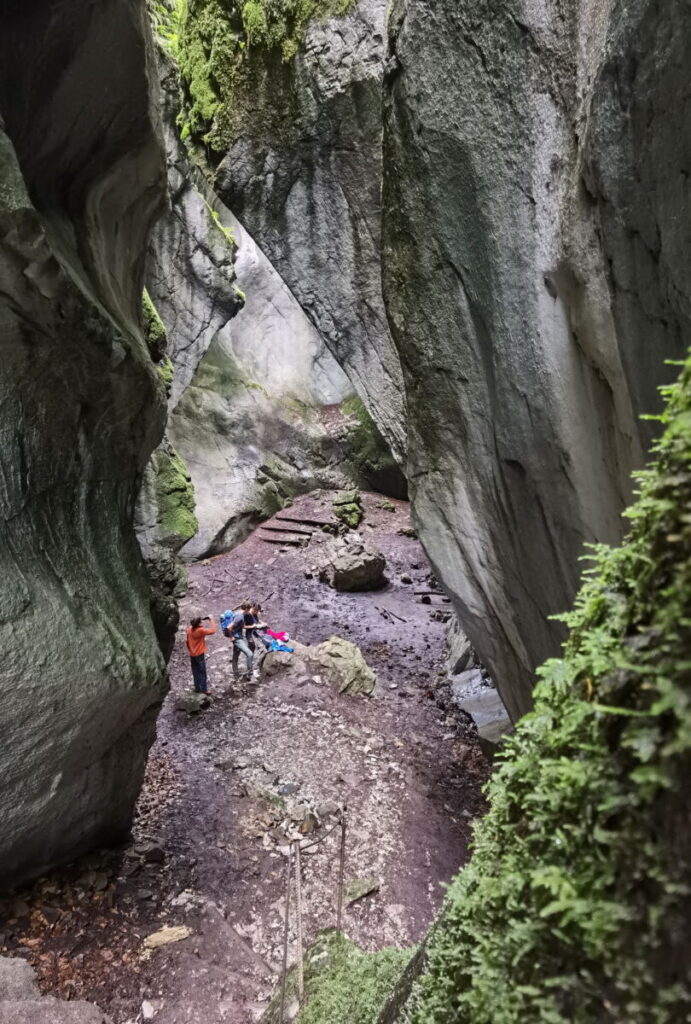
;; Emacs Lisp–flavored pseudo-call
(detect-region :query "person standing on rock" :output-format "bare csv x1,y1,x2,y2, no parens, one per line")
229,602,255,681
186,615,215,694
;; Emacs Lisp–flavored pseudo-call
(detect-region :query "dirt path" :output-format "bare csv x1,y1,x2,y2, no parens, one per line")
0,492,488,1024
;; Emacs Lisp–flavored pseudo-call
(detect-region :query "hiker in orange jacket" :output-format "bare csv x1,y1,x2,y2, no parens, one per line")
186,615,216,694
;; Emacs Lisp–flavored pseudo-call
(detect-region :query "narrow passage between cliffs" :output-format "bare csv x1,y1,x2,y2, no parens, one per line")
0,492,490,1024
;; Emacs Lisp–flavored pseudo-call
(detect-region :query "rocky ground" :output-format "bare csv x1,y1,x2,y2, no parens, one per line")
0,492,489,1024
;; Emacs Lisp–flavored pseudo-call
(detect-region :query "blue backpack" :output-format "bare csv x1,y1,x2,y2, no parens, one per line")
220,609,235,636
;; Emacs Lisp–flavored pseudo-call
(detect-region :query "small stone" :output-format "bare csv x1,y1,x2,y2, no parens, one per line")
144,925,192,950
11,898,30,918
400,573,413,584
135,841,165,864
171,891,195,909
142,1001,156,1020
278,783,301,796
419,595,432,604
299,812,319,835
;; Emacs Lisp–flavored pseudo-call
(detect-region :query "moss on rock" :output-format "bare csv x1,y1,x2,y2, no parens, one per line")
262,929,411,1024
157,354,175,397
407,354,691,1022
177,0,354,151
333,489,363,529
142,287,167,362
153,444,199,549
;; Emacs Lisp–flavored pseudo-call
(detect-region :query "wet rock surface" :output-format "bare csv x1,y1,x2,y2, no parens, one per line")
212,0,407,458
0,493,488,1023
0,5,168,887
380,0,691,719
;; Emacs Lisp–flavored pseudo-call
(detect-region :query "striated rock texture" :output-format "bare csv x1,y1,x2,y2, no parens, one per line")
0,3,168,885
381,0,691,719
178,0,407,458
146,51,243,411
148,48,365,559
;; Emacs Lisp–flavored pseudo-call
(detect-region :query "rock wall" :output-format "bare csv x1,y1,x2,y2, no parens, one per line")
0,2,168,885
168,199,356,559
406,349,691,1023
381,0,690,719
178,0,408,459
175,0,691,720
146,48,377,560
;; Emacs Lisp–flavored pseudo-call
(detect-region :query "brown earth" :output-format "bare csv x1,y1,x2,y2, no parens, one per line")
0,492,489,1024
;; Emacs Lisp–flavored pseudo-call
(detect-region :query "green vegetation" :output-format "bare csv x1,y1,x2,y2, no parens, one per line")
333,489,363,529
408,355,691,1022
157,354,175,396
262,930,411,1024
154,445,199,548
176,0,354,150
202,194,237,248
148,0,180,53
141,288,167,362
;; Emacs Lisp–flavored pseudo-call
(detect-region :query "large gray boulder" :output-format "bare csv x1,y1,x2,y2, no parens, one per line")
262,637,376,695
316,532,387,592
0,5,168,885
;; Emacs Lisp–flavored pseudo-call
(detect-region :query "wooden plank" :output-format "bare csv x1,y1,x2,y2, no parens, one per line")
275,514,335,528
261,523,314,536
258,532,306,547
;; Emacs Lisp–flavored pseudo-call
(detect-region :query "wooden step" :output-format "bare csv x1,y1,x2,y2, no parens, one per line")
262,523,314,536
258,531,308,547
275,513,335,528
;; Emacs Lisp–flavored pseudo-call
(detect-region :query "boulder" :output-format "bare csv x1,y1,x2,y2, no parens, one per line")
262,637,376,696
0,957,111,1023
446,616,478,676
316,533,386,592
457,688,513,762
306,636,377,696
175,693,210,714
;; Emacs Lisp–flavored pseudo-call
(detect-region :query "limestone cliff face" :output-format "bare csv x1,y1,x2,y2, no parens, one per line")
381,0,689,719
168,200,356,559
146,49,367,559
0,3,168,883
179,0,407,459
146,53,244,411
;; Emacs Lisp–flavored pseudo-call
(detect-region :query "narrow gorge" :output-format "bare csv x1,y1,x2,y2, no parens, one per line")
0,1,689,1023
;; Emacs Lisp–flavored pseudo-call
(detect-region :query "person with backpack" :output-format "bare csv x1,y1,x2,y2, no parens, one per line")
248,602,273,652
186,615,216,694
226,601,255,681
